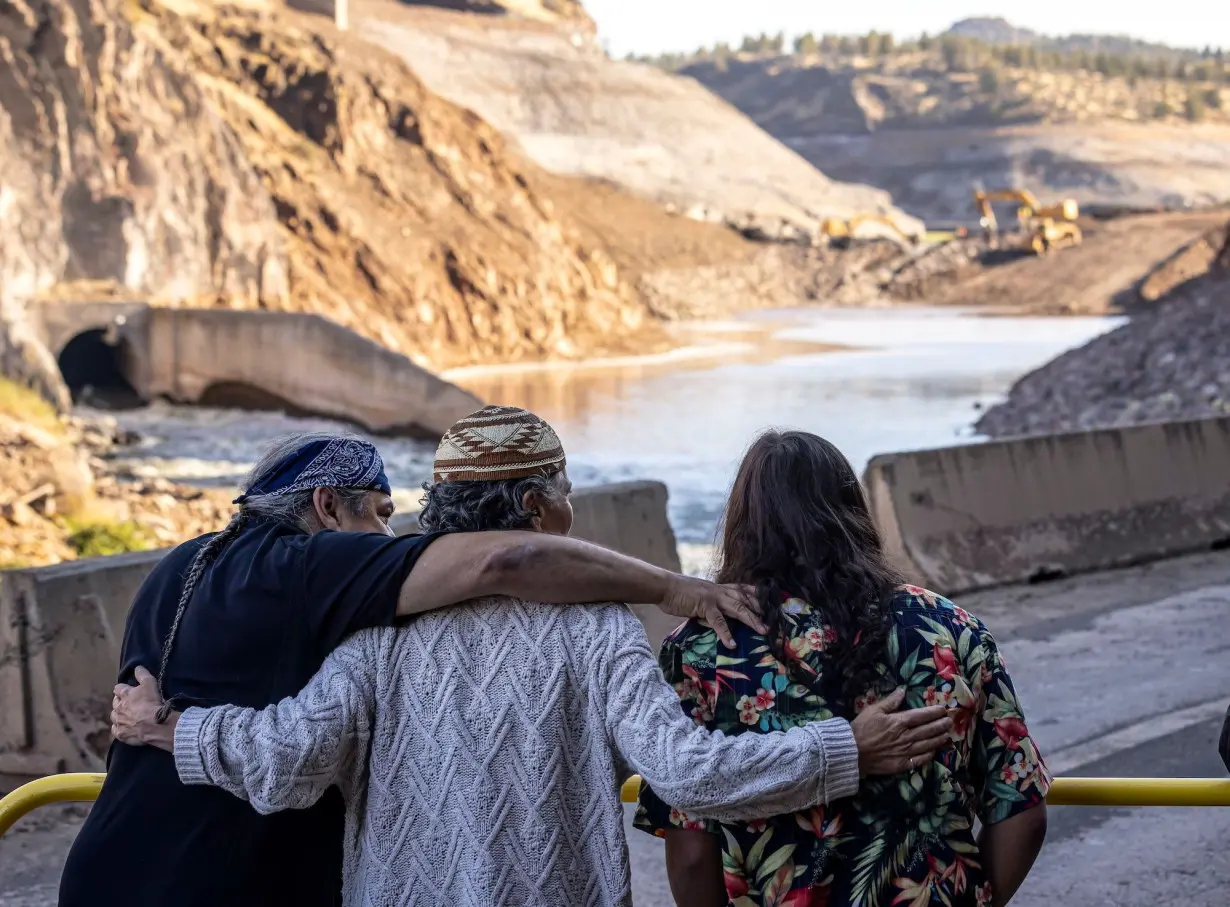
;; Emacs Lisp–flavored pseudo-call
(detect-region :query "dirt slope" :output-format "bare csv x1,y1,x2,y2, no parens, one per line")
0,0,681,375
975,219,1230,437
924,210,1230,313
353,1,921,241
681,54,1230,223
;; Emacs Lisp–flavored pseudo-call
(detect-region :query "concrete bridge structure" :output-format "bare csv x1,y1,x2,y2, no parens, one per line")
32,300,481,438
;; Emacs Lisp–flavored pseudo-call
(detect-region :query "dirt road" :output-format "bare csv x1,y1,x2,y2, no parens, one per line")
3,550,1229,905
926,209,1230,314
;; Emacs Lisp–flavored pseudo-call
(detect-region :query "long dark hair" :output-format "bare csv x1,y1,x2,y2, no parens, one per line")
715,430,902,711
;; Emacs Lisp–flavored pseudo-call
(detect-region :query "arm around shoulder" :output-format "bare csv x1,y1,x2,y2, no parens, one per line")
601,608,859,822
176,632,382,813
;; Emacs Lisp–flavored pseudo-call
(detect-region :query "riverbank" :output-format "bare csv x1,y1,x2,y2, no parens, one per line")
0,382,232,567
72,307,1120,559
977,219,1229,437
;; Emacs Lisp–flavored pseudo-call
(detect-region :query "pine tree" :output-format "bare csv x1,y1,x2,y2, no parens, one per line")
794,32,819,57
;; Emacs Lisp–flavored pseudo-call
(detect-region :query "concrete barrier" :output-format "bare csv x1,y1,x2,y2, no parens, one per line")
0,481,681,784
35,301,481,438
865,415,1230,595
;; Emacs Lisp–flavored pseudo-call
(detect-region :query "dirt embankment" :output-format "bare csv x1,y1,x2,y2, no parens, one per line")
975,219,1230,437
0,385,231,567
915,209,1230,313
680,54,1230,224
1,0,706,374
352,0,921,242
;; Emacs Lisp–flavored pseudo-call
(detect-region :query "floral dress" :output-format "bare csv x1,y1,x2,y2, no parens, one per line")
634,585,1051,907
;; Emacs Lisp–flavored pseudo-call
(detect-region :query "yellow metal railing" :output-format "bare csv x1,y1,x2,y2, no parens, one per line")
4,773,1230,839
0,773,106,837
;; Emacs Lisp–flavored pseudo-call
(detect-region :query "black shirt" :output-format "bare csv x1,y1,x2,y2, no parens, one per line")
58,519,441,907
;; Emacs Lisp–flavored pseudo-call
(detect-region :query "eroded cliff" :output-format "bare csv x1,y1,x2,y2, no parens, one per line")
0,0,663,373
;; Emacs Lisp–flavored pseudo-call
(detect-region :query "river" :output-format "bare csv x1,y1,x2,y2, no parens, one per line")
76,307,1122,573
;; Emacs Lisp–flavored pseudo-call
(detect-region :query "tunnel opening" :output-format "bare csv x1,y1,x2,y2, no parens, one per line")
57,329,143,409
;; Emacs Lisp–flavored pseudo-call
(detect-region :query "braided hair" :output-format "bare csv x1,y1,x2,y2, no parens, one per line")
151,430,374,721
153,511,249,721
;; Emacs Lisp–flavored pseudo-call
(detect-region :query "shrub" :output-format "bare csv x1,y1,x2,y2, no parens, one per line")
1184,91,1207,121
65,519,156,558
0,378,61,433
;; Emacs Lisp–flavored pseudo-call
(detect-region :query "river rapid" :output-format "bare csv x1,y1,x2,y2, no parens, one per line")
76,307,1122,574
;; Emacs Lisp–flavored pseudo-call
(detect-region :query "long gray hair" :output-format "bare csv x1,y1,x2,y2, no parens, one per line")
153,431,372,719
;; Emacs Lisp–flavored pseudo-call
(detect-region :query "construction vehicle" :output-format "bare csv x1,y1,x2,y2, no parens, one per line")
820,214,920,249
973,189,1082,255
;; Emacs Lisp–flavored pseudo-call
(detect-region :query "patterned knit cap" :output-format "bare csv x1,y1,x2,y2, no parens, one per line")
433,405,566,483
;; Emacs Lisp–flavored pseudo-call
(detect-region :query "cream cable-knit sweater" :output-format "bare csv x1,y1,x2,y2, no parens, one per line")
174,600,860,907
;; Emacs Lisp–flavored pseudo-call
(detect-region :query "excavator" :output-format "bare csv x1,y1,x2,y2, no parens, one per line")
973,189,1082,255
820,214,921,249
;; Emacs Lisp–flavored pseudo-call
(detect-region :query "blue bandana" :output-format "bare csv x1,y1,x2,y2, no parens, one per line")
233,437,391,505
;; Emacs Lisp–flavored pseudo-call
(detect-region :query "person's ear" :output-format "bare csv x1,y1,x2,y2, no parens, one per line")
312,487,344,531
521,488,543,531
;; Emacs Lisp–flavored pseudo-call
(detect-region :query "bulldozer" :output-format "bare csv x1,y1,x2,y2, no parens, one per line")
820,214,920,249
973,189,1082,255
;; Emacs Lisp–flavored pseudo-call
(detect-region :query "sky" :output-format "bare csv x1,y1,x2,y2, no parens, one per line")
583,1,1230,58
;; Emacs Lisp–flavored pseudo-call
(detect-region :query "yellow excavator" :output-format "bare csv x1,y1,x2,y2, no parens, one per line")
973,189,1082,255
820,214,920,248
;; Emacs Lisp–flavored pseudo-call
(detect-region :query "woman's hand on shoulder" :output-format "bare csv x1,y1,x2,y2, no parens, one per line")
657,575,768,649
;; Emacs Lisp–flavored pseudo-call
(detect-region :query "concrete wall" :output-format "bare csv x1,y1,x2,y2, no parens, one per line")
34,301,481,438
0,481,681,783
865,416,1230,595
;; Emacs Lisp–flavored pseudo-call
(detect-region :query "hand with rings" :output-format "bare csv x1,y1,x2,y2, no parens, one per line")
851,688,953,777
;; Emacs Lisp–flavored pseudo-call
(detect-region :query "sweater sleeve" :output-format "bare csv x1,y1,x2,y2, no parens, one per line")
174,631,379,814
602,607,860,822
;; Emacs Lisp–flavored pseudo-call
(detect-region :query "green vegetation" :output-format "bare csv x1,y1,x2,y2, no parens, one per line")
1185,90,1208,122
630,29,1230,90
0,377,61,433
64,518,156,558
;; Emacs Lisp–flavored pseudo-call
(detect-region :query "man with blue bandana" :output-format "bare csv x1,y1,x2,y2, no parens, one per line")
57,429,766,907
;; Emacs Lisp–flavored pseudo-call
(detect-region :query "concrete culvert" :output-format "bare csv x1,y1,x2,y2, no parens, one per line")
56,330,142,409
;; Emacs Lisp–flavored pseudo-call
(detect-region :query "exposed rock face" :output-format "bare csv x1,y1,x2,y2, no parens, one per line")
0,0,288,304
0,0,663,382
0,0,288,405
680,55,1230,223
355,1,921,242
147,0,660,368
975,220,1230,437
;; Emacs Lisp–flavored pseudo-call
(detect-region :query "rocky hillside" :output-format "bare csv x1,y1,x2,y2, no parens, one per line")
684,54,1230,134
975,218,1230,437
403,0,594,29
671,30,1230,223
0,0,674,373
353,0,920,241
0,380,232,567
